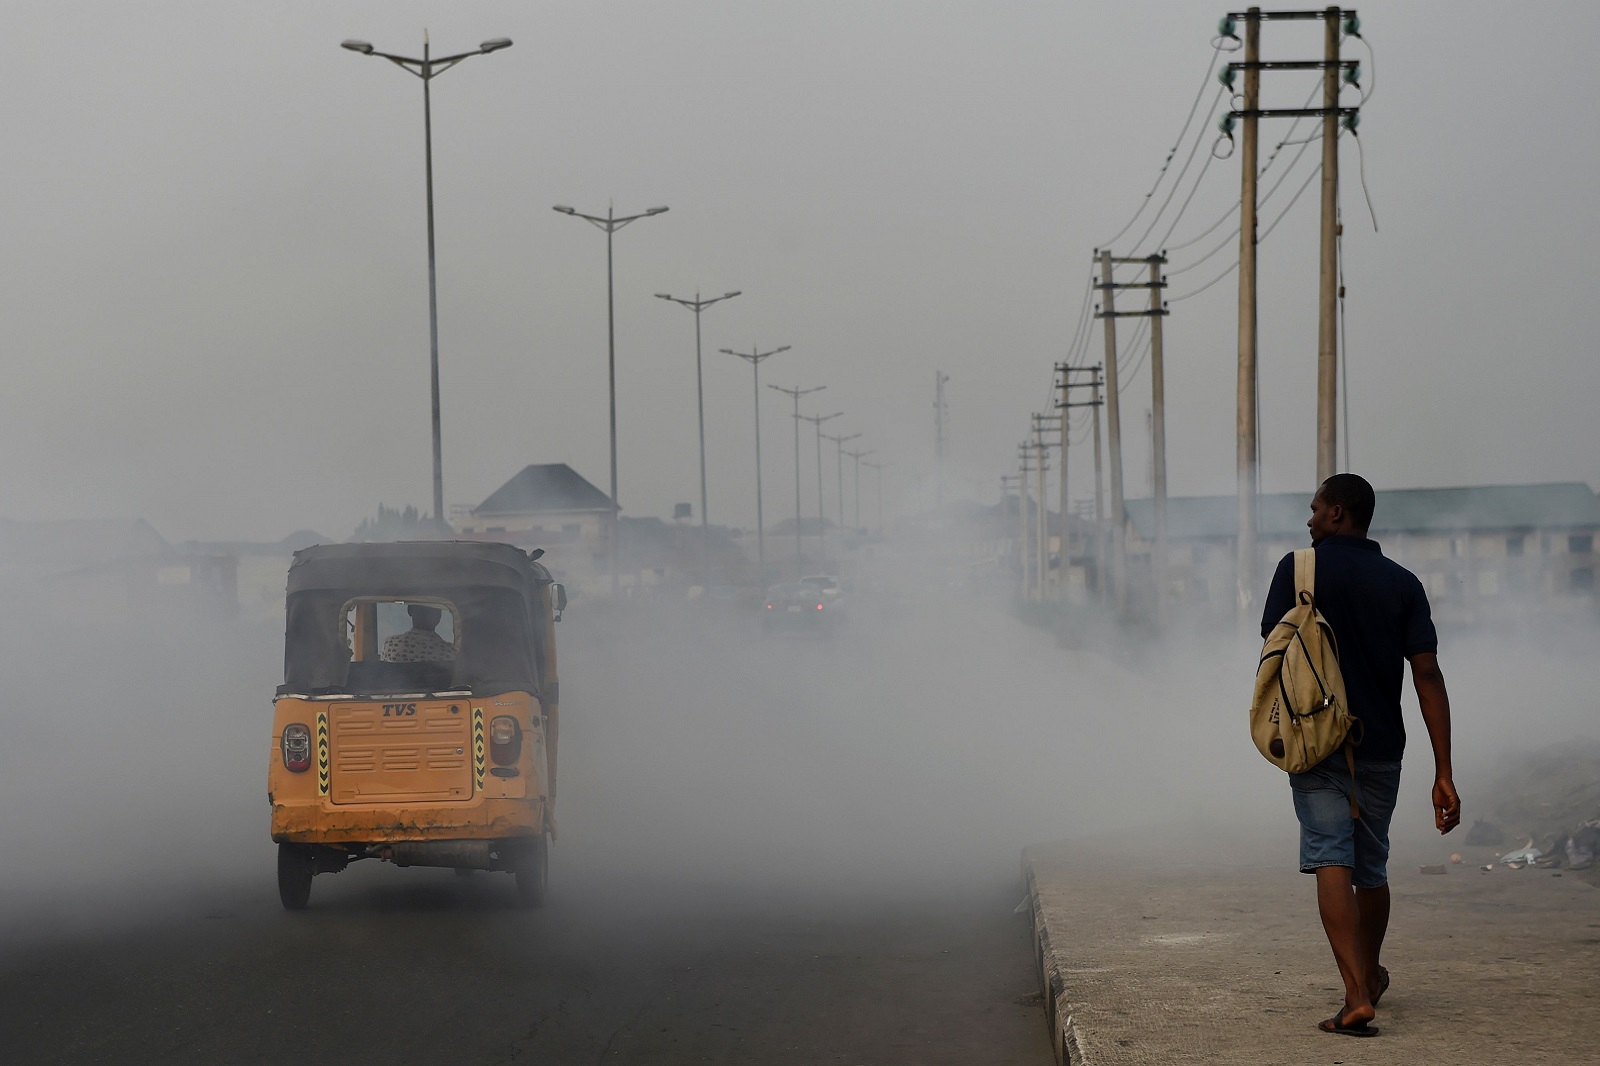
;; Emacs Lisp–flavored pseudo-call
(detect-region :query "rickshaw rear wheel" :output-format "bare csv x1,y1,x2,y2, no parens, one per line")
512,834,548,908
276,842,314,910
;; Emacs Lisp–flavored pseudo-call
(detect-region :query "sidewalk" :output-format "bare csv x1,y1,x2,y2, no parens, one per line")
1023,833,1600,1065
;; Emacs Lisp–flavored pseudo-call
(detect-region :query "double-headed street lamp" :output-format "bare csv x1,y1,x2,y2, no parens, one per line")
341,34,514,526
769,384,826,575
553,203,669,596
822,431,861,535
656,290,741,581
799,411,842,558
844,447,875,531
720,345,790,583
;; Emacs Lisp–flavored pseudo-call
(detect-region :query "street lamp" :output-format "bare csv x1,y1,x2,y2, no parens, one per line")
553,203,669,596
769,384,826,576
863,460,888,534
341,33,513,526
844,448,875,532
799,411,842,561
656,290,741,582
822,431,861,538
720,345,790,584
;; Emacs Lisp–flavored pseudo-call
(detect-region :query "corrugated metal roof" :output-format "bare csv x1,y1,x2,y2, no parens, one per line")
1125,482,1600,540
473,464,614,516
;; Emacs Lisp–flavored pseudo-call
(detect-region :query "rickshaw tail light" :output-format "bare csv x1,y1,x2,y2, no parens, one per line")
489,716,522,764
282,724,312,773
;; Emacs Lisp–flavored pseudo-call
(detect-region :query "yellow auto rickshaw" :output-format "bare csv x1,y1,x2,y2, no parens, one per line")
268,541,564,909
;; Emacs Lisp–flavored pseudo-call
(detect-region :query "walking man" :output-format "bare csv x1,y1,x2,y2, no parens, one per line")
1261,473,1461,1037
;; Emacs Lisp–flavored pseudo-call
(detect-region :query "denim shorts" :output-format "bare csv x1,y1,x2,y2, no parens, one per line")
1289,755,1402,889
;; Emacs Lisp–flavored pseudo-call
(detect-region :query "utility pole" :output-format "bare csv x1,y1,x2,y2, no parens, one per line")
1318,8,1342,481
1001,474,1022,595
800,411,843,560
1033,414,1059,600
1017,442,1034,602
656,289,741,583
1148,255,1170,627
722,344,790,585
934,371,950,509
845,448,874,533
1094,251,1171,614
770,383,826,576
1059,367,1104,605
1221,6,1363,614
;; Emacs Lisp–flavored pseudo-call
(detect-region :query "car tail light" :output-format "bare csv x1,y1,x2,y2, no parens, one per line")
490,715,522,764
765,603,773,609
816,603,824,610
282,724,311,773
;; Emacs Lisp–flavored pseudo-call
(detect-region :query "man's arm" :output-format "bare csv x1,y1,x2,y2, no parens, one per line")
1409,651,1460,834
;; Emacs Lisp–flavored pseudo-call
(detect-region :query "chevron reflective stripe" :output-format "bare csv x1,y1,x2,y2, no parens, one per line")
316,710,330,796
472,707,486,792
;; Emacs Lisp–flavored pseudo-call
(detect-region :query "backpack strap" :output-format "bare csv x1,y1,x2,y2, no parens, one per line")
1294,547,1316,606
1342,741,1362,820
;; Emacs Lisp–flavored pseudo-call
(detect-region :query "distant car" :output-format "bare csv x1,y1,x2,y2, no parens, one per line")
762,583,835,631
797,575,843,600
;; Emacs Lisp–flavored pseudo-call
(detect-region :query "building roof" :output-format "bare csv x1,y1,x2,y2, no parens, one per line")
1125,482,1600,541
473,464,614,517
0,517,169,586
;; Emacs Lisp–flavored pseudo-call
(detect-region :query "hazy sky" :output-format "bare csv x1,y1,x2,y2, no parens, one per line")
4,1,1597,543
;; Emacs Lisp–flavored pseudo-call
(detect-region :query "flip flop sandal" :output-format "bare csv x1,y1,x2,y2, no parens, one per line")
1318,1013,1379,1037
1371,966,1391,1006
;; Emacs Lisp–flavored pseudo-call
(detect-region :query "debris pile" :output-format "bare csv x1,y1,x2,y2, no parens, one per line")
1480,737,1600,876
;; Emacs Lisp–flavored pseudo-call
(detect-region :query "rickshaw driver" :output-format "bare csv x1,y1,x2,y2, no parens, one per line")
381,603,456,663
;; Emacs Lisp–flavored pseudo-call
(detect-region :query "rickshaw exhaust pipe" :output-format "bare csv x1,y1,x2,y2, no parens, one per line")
370,841,494,870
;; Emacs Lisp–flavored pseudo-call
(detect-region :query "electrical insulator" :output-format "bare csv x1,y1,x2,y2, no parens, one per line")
1343,63,1362,89
1218,66,1238,90
1218,16,1238,39
1341,112,1361,134
1342,14,1362,37
1218,114,1237,136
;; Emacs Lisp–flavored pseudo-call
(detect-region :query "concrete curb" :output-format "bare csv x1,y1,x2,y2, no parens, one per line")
1022,849,1090,1066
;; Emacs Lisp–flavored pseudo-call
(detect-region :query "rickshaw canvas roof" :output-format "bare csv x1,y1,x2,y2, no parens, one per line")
286,541,547,597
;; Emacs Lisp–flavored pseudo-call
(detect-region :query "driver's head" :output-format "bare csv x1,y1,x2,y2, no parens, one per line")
407,603,443,631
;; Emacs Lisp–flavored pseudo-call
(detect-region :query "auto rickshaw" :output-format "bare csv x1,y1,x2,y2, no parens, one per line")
268,541,564,909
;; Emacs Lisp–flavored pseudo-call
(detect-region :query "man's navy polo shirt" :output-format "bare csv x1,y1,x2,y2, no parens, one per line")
1261,534,1438,764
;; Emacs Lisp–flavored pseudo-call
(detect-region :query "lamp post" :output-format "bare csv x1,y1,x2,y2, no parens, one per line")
655,290,741,583
553,203,669,596
341,33,513,526
721,345,790,584
799,411,842,560
822,431,861,538
769,384,826,576
863,460,888,534
844,448,874,531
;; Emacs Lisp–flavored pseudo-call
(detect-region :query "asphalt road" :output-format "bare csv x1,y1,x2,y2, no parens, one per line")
0,595,1062,1065
0,865,1047,1065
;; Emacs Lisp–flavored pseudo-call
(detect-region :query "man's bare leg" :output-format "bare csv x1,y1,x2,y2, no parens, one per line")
1355,884,1391,1003
1314,866,1375,1027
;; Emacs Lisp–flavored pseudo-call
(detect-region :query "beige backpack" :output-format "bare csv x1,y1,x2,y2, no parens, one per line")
1252,548,1361,811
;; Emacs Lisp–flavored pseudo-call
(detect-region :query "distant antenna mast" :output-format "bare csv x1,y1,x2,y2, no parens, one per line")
934,371,950,508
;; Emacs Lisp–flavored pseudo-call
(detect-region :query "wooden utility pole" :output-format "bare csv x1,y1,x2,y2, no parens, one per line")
1317,7,1341,480
1236,9,1262,622
1017,444,1033,601
1147,255,1169,627
1058,365,1103,604
1096,252,1168,619
1095,250,1128,614
1222,6,1362,613
1033,414,1057,599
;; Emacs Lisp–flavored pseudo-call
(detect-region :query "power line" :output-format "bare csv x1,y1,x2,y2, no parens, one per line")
1168,156,1324,303
1132,85,1229,255
1098,41,1226,249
